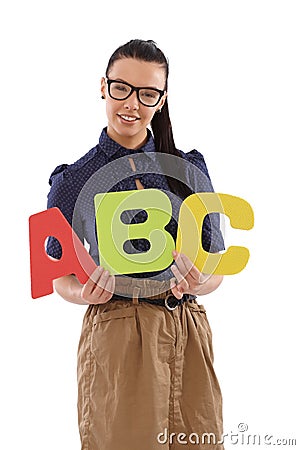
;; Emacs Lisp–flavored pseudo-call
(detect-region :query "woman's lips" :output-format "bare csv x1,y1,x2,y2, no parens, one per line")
117,114,140,123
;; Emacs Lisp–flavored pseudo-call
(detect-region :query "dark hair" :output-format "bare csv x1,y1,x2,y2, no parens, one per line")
105,39,193,200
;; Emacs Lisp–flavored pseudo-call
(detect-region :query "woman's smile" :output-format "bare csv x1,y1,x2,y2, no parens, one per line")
117,113,141,123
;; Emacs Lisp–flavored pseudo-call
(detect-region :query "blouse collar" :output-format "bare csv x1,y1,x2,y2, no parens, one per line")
98,127,157,160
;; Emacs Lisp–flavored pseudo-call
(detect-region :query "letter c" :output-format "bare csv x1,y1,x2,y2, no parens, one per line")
176,193,254,275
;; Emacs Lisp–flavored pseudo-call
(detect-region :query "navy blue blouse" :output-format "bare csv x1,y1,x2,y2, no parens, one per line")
46,128,224,281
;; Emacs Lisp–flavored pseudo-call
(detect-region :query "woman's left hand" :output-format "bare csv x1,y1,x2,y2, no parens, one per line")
170,250,222,299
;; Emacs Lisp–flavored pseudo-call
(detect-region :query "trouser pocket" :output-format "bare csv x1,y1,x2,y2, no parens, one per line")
187,302,214,363
91,305,137,368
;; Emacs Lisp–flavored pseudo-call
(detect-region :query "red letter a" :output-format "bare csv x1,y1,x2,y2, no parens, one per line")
29,207,97,299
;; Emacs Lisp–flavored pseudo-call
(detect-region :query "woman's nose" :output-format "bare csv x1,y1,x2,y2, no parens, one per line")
123,90,139,110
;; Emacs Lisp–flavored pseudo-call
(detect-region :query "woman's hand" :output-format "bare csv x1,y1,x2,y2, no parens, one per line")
81,266,115,305
170,250,223,299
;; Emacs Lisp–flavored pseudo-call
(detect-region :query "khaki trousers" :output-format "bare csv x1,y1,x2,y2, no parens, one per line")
77,282,224,450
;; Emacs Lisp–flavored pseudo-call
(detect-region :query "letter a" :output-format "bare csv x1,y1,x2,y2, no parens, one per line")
29,207,97,298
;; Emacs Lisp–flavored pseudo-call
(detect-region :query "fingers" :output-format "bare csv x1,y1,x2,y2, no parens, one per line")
83,266,104,296
170,264,189,299
81,266,115,304
170,251,208,298
176,252,210,285
93,272,115,304
91,270,109,295
170,277,182,300
172,250,201,282
170,251,188,298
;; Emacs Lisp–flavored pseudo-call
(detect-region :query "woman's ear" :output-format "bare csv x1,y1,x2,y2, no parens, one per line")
100,77,106,99
156,91,168,113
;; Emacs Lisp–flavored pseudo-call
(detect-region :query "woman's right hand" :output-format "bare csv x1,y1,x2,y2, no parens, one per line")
81,266,115,305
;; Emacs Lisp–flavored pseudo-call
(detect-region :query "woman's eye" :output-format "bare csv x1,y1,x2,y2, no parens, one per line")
115,84,127,92
141,90,156,98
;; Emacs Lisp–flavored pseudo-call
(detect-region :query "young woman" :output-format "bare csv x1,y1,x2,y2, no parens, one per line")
47,39,225,450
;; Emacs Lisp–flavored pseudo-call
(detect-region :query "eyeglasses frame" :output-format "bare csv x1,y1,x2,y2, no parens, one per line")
106,78,165,107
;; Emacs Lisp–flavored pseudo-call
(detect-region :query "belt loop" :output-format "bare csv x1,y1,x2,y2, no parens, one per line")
132,287,140,305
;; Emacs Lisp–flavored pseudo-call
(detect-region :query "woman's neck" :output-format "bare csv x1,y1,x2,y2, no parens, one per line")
106,126,148,150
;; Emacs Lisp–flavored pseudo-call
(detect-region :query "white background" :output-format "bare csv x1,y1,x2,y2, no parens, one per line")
1,0,299,448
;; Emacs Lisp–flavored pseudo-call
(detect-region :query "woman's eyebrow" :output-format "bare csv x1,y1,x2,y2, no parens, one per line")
112,77,161,90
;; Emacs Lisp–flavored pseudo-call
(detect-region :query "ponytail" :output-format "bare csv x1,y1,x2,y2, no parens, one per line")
151,99,193,199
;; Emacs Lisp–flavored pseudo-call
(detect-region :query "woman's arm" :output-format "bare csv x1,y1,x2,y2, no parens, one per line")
53,267,115,305
170,251,223,299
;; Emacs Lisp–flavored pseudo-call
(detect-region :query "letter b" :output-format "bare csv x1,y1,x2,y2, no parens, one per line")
94,189,174,274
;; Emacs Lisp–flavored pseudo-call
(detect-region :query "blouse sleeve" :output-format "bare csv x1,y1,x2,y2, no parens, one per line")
185,149,225,253
46,164,83,259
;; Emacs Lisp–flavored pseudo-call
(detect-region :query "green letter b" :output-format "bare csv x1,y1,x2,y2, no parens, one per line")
94,189,174,275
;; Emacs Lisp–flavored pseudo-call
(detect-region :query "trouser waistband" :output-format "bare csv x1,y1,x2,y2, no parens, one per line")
113,276,196,311
114,276,171,299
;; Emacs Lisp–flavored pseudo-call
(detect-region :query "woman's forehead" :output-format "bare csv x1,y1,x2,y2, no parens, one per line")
108,58,166,89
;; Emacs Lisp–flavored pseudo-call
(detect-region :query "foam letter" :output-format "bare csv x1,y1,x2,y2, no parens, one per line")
94,189,174,274
29,207,97,298
176,193,254,274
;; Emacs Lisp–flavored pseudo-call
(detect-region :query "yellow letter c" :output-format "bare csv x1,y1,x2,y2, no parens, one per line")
176,193,254,275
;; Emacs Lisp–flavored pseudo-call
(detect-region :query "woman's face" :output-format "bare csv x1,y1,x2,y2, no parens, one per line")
101,58,167,149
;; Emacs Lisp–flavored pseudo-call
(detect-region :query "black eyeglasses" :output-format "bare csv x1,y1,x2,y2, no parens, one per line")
106,78,165,107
